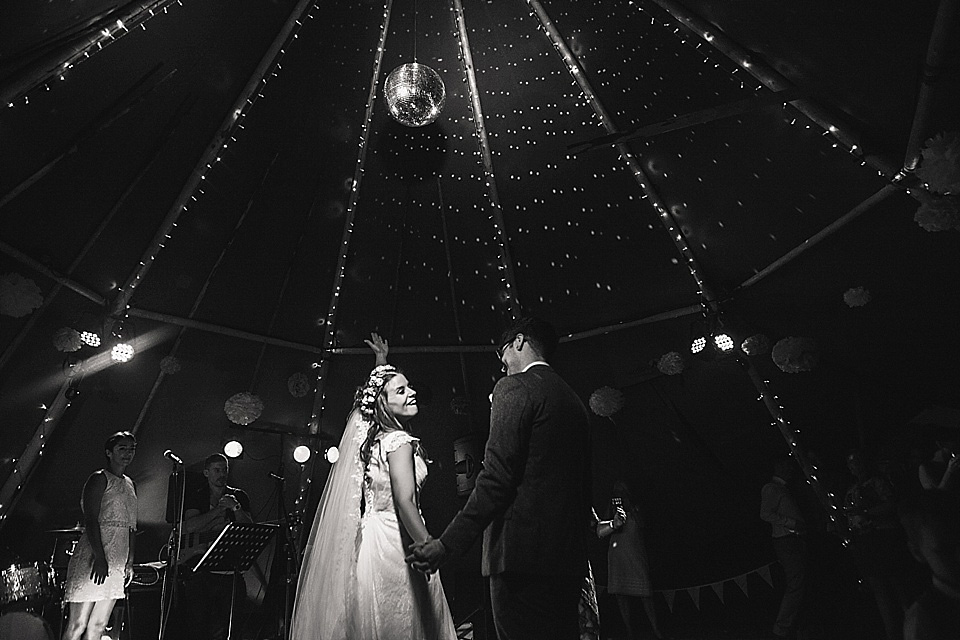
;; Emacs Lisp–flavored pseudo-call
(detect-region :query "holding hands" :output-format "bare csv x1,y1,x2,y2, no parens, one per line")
406,536,447,575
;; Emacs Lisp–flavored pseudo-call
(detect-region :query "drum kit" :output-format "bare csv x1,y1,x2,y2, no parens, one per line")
0,526,82,640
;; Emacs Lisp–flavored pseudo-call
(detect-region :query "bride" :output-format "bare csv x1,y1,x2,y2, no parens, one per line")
290,334,457,640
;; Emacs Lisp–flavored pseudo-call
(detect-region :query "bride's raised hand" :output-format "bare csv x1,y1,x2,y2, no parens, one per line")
365,332,389,365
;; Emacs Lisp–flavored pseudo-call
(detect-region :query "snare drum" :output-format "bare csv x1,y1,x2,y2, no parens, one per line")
0,611,55,640
0,562,57,608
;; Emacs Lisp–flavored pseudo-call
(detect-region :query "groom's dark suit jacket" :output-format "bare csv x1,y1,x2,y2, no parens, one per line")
440,364,592,577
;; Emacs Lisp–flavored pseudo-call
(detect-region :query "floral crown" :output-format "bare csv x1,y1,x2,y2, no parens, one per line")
357,364,398,423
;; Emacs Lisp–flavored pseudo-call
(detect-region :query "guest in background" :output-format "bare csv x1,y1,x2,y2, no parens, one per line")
178,453,253,640
919,428,960,496
760,457,808,640
595,480,664,640
899,492,960,640
844,449,910,640
62,431,138,640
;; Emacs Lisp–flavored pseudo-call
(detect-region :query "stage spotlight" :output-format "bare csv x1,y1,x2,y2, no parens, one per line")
690,335,707,354
79,331,101,347
110,319,135,362
713,332,735,353
324,446,339,464
293,445,312,464
111,343,135,362
223,440,244,459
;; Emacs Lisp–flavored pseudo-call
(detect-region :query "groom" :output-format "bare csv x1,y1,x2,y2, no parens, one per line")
407,317,592,640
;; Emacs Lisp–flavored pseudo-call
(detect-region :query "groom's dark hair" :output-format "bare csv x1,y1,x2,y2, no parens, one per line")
500,316,559,361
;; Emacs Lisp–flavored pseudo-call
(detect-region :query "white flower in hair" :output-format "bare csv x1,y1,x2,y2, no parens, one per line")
358,365,398,422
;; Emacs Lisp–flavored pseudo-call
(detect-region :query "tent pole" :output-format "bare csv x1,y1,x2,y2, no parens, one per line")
644,0,908,185
453,0,521,319
902,0,960,171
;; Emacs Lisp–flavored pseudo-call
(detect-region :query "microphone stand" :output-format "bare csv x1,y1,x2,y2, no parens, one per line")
159,461,186,640
272,473,300,640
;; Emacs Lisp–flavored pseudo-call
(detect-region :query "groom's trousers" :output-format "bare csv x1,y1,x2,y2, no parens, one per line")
489,571,582,640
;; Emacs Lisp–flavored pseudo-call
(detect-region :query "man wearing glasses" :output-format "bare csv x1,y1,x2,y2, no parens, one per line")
408,317,592,640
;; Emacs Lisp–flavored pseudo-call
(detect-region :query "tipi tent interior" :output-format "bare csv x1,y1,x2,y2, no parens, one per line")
1,0,959,638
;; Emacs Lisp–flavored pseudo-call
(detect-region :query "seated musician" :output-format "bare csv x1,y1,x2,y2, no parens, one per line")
177,453,252,640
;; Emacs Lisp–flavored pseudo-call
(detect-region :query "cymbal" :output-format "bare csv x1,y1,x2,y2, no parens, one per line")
46,527,83,535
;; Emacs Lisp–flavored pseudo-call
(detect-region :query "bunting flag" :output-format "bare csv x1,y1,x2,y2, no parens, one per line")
757,563,774,587
663,589,676,612
734,574,749,597
654,562,775,611
710,581,724,603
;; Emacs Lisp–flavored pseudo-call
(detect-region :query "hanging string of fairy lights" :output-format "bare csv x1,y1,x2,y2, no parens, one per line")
2,0,184,108
528,0,844,523
0,380,78,523
0,0,324,529
298,0,397,529
525,0,715,306
637,0,908,186
451,0,521,321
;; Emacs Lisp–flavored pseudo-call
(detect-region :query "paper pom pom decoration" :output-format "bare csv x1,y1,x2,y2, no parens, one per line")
0,272,43,318
843,287,872,308
771,337,820,373
589,386,625,417
224,392,264,425
54,327,83,352
287,372,311,398
160,356,181,375
741,334,771,356
657,351,685,376
914,194,960,232
916,131,960,195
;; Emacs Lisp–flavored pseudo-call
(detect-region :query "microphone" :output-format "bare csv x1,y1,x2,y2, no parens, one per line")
163,450,184,465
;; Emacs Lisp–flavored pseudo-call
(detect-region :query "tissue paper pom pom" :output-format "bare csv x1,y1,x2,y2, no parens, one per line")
772,337,820,373
914,194,960,232
741,334,771,356
224,392,264,425
0,272,43,318
917,131,960,195
160,356,181,374
54,327,83,352
657,351,685,375
589,386,624,417
287,372,311,398
843,287,872,308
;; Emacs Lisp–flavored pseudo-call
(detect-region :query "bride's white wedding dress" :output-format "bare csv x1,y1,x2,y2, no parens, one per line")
291,411,456,640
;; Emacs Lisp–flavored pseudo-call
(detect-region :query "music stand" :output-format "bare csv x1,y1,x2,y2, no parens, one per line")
192,523,277,640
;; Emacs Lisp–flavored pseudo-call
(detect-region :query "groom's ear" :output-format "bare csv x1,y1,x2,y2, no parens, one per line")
514,334,525,350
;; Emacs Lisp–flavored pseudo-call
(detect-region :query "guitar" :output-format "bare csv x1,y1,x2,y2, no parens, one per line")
164,529,223,566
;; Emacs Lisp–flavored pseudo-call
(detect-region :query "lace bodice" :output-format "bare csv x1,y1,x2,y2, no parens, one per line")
363,430,427,515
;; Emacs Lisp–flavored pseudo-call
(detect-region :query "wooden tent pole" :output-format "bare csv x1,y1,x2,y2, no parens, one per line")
0,96,195,374
736,184,901,291
529,0,717,307
645,0,905,184
453,0,521,319
0,0,179,107
902,0,960,171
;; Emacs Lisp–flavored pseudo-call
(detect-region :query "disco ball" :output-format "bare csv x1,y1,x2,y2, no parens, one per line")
384,63,445,127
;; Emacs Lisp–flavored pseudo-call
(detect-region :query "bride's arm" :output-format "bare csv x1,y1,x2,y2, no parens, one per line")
387,443,430,544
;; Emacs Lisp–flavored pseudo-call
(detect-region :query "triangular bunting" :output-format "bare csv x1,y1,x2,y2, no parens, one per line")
734,574,749,597
663,590,676,612
757,563,774,587
686,586,701,610
710,581,724,603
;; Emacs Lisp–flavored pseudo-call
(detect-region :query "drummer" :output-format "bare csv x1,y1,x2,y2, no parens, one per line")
61,431,137,640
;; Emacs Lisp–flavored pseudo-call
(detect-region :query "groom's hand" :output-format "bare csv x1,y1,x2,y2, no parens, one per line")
405,536,447,574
